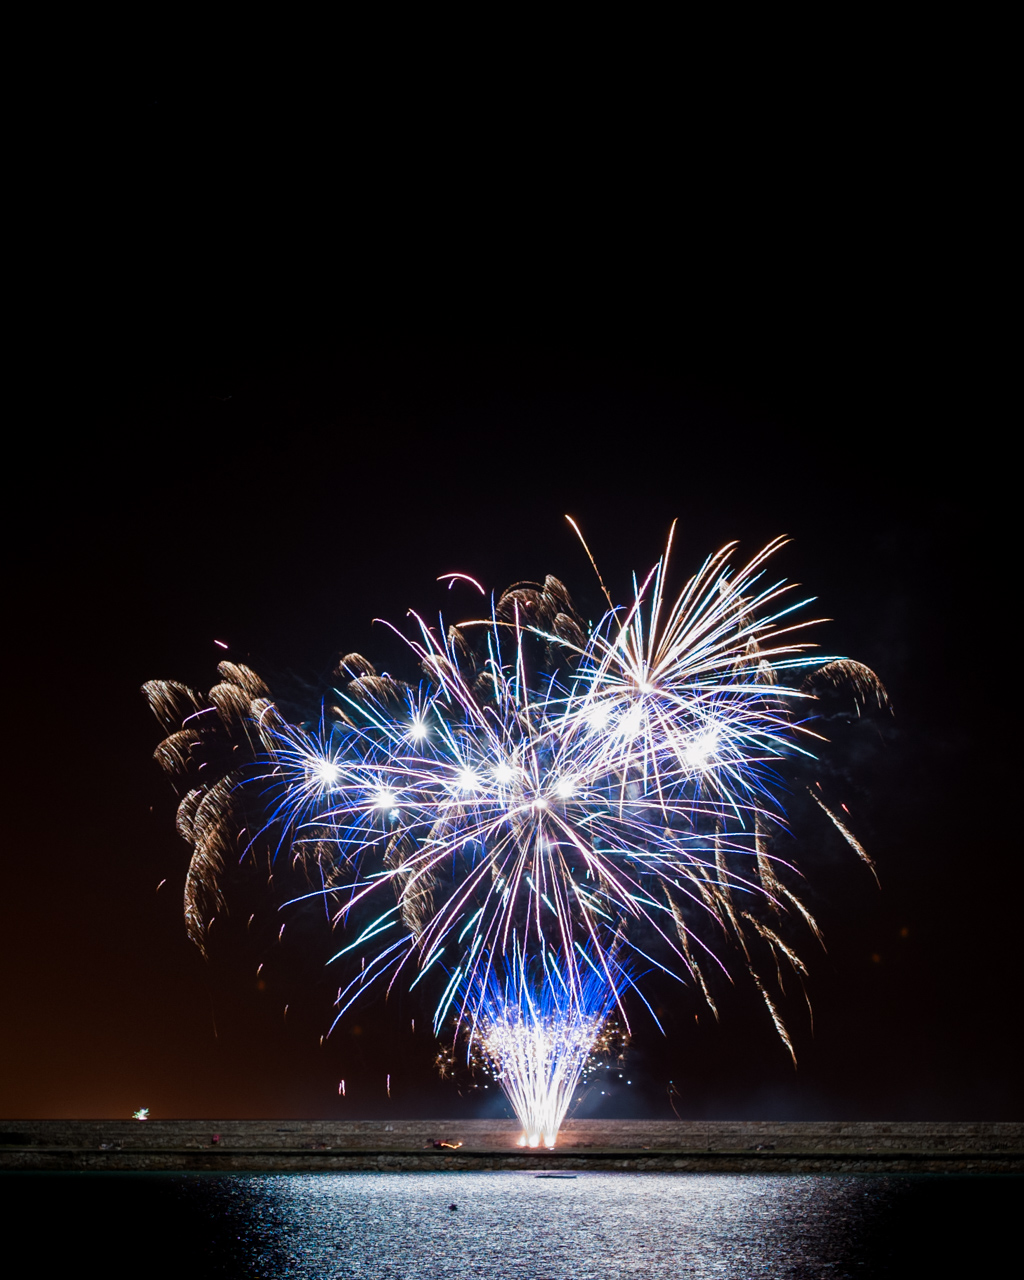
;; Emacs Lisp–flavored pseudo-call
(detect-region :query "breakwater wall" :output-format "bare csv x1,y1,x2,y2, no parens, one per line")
2,1120,1021,1173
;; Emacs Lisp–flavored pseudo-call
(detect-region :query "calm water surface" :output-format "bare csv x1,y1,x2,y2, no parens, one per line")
5,1170,1017,1278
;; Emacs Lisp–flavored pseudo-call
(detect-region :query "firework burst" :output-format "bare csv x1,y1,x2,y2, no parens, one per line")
145,522,886,1143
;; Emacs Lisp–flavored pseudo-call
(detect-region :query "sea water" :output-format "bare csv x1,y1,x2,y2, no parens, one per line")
5,1170,1017,1278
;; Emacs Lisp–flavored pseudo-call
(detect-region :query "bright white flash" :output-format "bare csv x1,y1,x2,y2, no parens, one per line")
553,777,575,799
585,704,611,730
683,727,720,769
409,719,428,741
493,761,515,784
313,759,340,786
457,768,479,791
619,706,643,738
374,788,397,810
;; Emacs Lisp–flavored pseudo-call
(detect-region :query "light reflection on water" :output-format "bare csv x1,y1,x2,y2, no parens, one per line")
6,1169,1017,1278
197,1171,903,1278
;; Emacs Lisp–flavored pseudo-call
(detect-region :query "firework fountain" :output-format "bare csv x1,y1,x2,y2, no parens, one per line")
145,522,886,1147
465,946,630,1148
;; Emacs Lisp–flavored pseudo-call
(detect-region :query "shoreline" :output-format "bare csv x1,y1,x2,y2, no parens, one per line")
3,1120,1021,1174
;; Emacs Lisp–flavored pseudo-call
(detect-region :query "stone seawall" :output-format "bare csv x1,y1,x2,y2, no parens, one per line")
2,1120,1021,1174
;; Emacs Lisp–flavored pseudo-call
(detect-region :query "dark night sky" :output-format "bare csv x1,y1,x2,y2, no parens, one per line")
3,78,1015,1122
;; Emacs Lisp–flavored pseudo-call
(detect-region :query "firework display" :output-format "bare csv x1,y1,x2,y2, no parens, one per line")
145,523,886,1146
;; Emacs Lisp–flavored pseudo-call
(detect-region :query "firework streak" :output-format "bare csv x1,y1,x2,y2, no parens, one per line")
145,524,886,1145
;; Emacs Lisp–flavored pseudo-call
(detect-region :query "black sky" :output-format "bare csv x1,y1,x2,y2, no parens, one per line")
3,75,1015,1121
